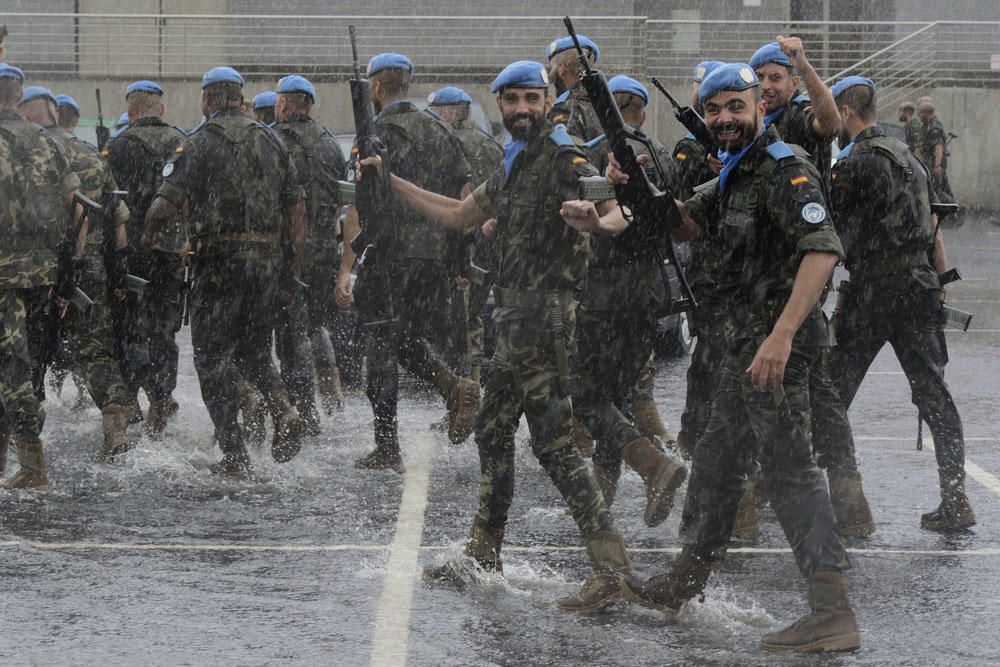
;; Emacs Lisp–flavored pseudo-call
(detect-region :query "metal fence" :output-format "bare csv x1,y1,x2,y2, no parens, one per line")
3,12,999,91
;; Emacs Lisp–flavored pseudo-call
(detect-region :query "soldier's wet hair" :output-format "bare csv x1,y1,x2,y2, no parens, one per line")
551,47,596,70
0,78,20,106
127,90,162,117
371,67,410,96
280,92,312,112
837,85,876,121
203,81,243,107
898,101,915,114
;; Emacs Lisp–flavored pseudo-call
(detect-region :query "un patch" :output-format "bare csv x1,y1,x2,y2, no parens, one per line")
801,202,827,224
162,162,174,178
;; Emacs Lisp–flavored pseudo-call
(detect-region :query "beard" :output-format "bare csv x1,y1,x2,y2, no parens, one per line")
711,114,759,153
503,110,545,141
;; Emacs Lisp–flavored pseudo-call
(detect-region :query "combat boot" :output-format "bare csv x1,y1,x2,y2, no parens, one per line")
237,380,267,449
163,395,179,419
592,461,620,508
99,404,132,463
0,423,11,477
124,384,144,425
265,388,304,463
572,418,595,458
70,374,95,412
828,468,876,538
556,531,636,613
632,398,674,444
621,437,687,527
316,365,345,414
731,476,760,541
146,399,169,439
760,571,860,653
675,432,696,460
292,387,321,438
209,431,254,481
2,441,51,493
921,469,976,531
423,517,504,584
622,546,712,620
434,371,480,445
355,420,405,474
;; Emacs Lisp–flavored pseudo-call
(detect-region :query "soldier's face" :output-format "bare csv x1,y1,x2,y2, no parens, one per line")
703,89,765,152
497,88,550,141
548,61,567,96
918,108,933,124
755,63,798,112
898,109,911,123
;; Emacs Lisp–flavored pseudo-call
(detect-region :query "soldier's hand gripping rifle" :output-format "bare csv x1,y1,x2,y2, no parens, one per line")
563,16,696,313
650,77,715,154
32,193,97,400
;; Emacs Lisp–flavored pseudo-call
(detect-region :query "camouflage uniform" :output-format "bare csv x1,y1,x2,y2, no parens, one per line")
904,117,924,154
0,109,79,445
352,101,470,441
44,126,132,410
679,125,849,576
272,114,349,422
104,116,187,409
469,120,618,536
155,108,303,453
548,83,603,143
827,125,970,526
919,116,953,203
768,94,832,183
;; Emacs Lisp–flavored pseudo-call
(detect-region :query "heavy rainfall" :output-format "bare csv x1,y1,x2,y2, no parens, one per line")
1,1,999,665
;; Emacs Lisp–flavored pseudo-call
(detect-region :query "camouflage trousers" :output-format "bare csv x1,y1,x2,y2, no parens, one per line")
681,339,849,576
574,307,657,474
274,295,315,409
679,306,727,446
828,283,963,473
190,254,283,445
301,252,340,376
0,288,48,444
808,347,859,473
474,303,614,535
124,251,184,402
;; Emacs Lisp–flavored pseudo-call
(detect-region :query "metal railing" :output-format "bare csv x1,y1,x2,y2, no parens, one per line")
2,12,999,92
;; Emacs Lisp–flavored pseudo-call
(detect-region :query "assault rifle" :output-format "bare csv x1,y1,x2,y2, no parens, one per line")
95,189,149,298
0,25,8,60
650,77,715,154
33,193,97,399
346,25,396,325
563,16,696,313
95,88,110,151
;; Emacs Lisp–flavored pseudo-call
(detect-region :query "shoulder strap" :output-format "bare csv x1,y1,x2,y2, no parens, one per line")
547,124,575,148
582,133,606,149
765,140,796,162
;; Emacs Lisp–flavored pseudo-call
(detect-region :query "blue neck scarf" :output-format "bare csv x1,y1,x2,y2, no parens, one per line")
764,105,785,127
504,138,528,177
717,124,765,193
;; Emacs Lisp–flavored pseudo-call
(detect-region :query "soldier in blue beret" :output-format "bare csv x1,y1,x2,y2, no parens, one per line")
751,36,839,182
20,85,57,107
252,91,276,125
126,80,164,97
56,93,81,134
362,52,414,113
545,35,602,142
0,63,25,83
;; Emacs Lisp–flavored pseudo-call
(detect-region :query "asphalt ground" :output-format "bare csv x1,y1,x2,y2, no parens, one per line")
1,218,999,666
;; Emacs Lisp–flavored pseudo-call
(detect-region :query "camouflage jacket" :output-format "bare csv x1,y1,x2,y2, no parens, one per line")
548,82,603,143
830,125,936,284
371,101,470,263
450,120,503,272
920,117,948,168
768,95,833,184
672,135,724,302
673,134,715,201
104,116,188,253
472,121,598,317
157,108,303,256
272,115,349,265
0,109,80,288
685,125,843,347
904,118,924,154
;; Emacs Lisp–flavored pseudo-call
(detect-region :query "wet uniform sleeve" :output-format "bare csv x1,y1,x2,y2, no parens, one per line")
156,139,197,209
281,154,305,211
552,146,600,203
471,166,504,218
682,180,719,229
770,160,844,260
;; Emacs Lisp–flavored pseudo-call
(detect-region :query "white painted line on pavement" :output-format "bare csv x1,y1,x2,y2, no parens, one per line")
966,459,1000,499
866,371,904,375
855,436,997,442
368,433,435,667
945,329,1000,333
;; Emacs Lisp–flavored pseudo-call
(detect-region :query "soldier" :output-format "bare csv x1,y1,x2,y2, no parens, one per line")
334,52,480,473
111,112,130,140
545,35,603,142
827,76,974,531
55,94,80,134
103,79,187,436
917,98,954,204
0,63,81,491
19,85,136,462
608,64,860,652
575,75,687,526
271,74,349,428
252,91,276,125
427,85,503,383
140,66,306,478
364,60,641,611
897,101,922,153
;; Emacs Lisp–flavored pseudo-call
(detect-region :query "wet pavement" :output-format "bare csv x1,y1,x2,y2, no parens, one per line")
2,218,999,666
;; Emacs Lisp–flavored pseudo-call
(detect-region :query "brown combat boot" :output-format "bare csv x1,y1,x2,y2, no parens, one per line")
731,477,760,541
760,571,861,653
435,371,480,445
423,517,505,584
70,374,95,412
316,365,345,415
163,395,179,419
632,398,674,443
236,379,268,448
592,461,620,508
921,469,976,531
675,432,697,460
146,399,169,439
622,546,712,620
556,531,635,613
99,404,132,463
209,431,254,480
355,421,405,474
573,418,595,458
622,437,687,527
2,441,51,493
828,468,876,538
265,388,304,463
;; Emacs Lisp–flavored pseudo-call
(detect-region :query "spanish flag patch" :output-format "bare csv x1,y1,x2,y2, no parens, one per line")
791,175,808,186
174,145,184,153
572,156,588,165
676,152,687,161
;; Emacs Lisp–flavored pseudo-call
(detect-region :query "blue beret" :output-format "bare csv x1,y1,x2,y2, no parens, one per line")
252,91,277,109
750,42,791,71
428,86,472,106
607,75,648,106
20,86,57,106
367,53,413,77
547,35,600,63
693,60,725,83
830,76,875,99
491,60,550,94
277,75,316,102
126,80,164,97
698,63,759,104
201,66,244,88
0,63,25,83
55,94,80,113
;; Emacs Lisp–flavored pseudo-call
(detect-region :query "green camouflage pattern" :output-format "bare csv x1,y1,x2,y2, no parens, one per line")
548,83,603,143
918,116,953,202
678,308,727,446
672,135,715,201
904,117,923,154
0,288,50,444
769,97,833,183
